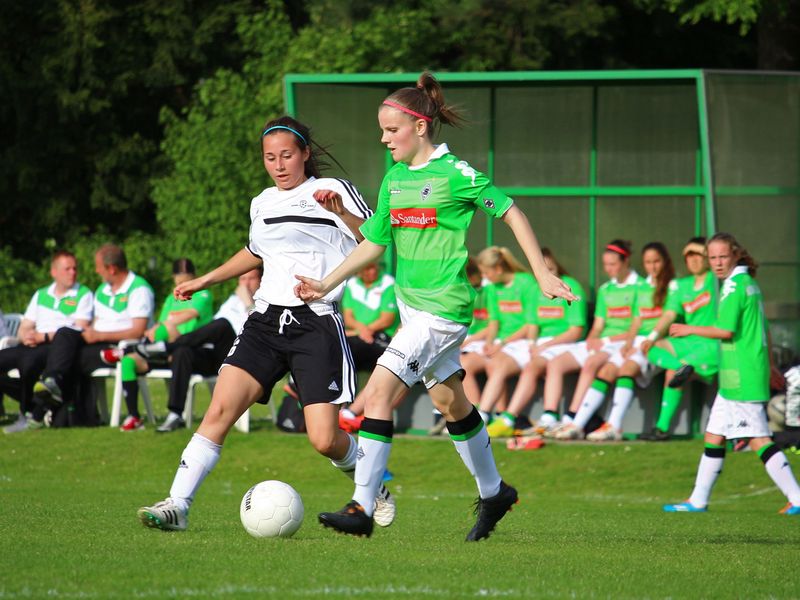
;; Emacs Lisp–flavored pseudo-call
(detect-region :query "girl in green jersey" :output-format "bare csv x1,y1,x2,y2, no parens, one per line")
664,233,800,515
462,246,533,420
295,72,576,540
555,242,674,441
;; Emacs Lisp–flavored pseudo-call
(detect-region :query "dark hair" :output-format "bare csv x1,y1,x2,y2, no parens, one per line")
687,236,706,245
541,248,568,277
708,232,758,277
96,244,127,270
51,249,76,265
642,242,675,307
260,115,344,179
382,71,464,138
172,258,195,275
465,256,480,279
604,239,633,260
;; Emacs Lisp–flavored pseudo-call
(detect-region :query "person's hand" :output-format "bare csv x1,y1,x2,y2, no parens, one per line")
174,277,205,301
669,324,690,338
484,341,502,357
314,189,346,216
622,343,635,358
20,330,38,347
357,324,374,344
538,271,579,303
640,339,654,355
586,337,603,351
770,365,786,391
81,326,101,344
294,275,326,302
144,324,158,343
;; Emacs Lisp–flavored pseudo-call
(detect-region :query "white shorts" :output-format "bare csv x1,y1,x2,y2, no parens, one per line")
461,340,486,355
607,335,659,387
706,393,771,439
377,299,468,389
499,339,532,369
538,341,574,362
548,339,625,367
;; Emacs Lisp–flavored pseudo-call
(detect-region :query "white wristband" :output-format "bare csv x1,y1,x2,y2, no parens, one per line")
601,337,610,344
646,331,659,342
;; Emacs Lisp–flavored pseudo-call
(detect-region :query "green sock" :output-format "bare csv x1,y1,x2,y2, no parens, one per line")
647,346,683,371
655,386,683,432
121,356,137,382
153,323,170,342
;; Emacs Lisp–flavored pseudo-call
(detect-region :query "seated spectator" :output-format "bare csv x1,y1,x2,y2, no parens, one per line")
485,248,586,438
2,251,93,433
555,242,674,440
107,267,261,432
538,240,640,435
110,258,213,431
336,261,400,432
640,237,719,441
34,244,154,428
462,246,537,422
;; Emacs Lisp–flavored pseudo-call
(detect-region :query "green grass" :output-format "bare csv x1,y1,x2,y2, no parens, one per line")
1,386,799,599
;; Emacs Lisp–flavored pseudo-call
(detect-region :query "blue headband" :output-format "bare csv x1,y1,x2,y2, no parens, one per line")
261,125,307,145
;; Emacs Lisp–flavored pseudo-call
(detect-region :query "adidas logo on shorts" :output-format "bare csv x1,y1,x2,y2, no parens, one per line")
328,380,339,392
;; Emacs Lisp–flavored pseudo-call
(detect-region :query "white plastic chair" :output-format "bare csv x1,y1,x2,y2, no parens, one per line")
0,313,23,350
93,340,155,427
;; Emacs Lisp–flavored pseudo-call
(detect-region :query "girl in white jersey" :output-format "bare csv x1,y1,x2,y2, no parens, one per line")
137,116,397,532
295,72,576,541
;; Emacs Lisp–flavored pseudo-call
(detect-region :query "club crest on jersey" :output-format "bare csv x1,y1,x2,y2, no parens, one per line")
389,208,438,229
420,182,433,201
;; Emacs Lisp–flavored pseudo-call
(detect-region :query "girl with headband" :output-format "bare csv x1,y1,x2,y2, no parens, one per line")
664,232,800,515
295,71,577,541
137,116,399,532
533,239,640,437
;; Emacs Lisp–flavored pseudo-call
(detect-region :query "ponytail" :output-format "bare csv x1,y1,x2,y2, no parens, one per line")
382,71,464,136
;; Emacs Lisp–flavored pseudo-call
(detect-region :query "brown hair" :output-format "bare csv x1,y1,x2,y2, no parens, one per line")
477,246,527,274
51,250,76,266
382,71,464,137
260,115,344,179
642,242,675,307
172,258,196,275
708,232,758,277
465,256,480,279
541,248,568,277
604,239,633,261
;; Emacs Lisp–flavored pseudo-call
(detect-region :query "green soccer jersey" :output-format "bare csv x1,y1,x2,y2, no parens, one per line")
716,266,770,401
486,272,538,340
665,271,717,327
342,273,400,337
534,275,586,338
360,144,514,324
633,276,666,336
158,289,214,335
594,272,641,337
468,286,489,335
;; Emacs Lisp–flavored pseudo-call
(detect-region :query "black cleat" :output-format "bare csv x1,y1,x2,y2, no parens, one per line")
318,500,374,537
466,481,519,541
639,428,670,441
33,376,64,410
668,364,695,388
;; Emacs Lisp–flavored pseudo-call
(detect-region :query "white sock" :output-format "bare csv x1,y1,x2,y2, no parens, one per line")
478,409,490,424
352,426,392,517
169,433,222,512
331,433,358,476
607,385,635,431
573,387,606,431
688,453,724,508
450,411,502,499
765,451,800,506
538,412,558,426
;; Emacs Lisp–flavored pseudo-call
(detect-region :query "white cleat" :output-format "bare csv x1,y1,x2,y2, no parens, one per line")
586,422,623,441
553,422,584,440
373,490,396,527
137,499,188,531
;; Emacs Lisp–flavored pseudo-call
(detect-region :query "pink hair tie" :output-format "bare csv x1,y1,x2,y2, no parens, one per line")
382,100,432,122
606,244,631,258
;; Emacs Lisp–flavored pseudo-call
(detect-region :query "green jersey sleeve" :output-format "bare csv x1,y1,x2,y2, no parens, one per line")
360,178,392,246
566,277,587,327
447,162,514,218
717,278,742,333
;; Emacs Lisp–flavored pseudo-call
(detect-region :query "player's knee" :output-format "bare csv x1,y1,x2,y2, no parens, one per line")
308,429,337,457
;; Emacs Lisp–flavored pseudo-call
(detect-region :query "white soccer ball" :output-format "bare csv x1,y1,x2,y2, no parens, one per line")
240,480,304,538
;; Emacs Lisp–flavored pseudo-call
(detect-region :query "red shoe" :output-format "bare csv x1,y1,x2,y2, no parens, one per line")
100,347,124,365
338,412,364,433
120,415,144,431
506,435,545,451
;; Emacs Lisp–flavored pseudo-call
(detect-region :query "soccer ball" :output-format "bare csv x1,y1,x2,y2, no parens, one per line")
240,480,304,538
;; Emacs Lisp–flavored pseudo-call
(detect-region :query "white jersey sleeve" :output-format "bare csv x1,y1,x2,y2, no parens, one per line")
128,286,155,320
75,290,94,323
23,291,39,323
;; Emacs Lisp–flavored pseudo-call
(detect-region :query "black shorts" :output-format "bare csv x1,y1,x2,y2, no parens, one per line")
222,304,355,406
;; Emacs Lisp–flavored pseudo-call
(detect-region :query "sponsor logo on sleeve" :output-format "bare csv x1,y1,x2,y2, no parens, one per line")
389,208,438,229
683,291,711,314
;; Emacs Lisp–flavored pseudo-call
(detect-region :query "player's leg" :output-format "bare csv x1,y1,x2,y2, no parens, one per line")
557,354,614,439
540,351,581,431
479,351,520,425
461,350,487,407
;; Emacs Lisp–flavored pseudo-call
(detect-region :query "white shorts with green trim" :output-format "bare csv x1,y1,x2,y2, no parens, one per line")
377,299,468,390
706,393,771,439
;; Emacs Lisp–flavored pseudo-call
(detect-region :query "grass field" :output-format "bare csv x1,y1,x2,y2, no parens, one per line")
1,386,799,599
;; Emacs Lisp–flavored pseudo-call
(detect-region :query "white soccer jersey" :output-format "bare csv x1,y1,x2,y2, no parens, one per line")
23,282,94,333
214,294,250,334
246,176,372,315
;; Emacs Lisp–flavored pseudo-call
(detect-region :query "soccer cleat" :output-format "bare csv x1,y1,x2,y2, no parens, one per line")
553,422,583,440
138,499,188,531
3,413,42,434
373,489,396,527
586,422,622,442
668,364,695,388
135,341,168,360
156,412,186,433
120,415,144,431
318,500,374,537
506,435,545,451
639,428,670,441
466,481,519,541
779,503,800,515
541,421,569,438
100,347,124,365
338,411,364,434
427,417,448,436
33,376,63,409
663,501,707,513
486,419,515,439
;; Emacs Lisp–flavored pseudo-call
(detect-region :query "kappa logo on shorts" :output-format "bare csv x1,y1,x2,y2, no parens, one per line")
328,380,339,392
385,347,406,360
737,420,749,428
408,360,420,374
